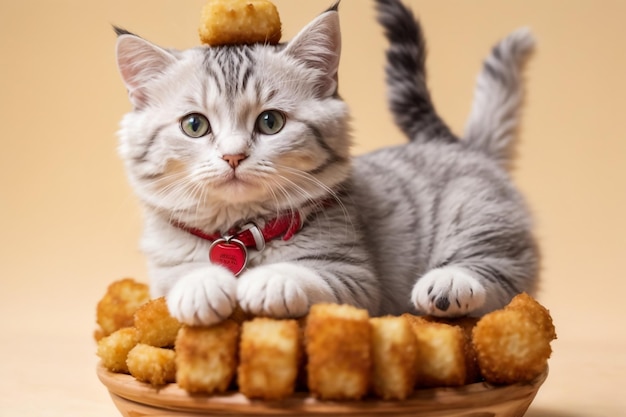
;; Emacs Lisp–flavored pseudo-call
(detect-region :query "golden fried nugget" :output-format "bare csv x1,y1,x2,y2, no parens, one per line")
96,278,150,337
97,327,138,373
473,306,554,385
175,321,240,394
369,316,417,400
422,316,482,384
238,318,300,400
134,297,182,348
199,0,281,46
507,292,557,340
126,344,176,386
401,313,430,327
403,315,467,388
93,328,106,342
305,303,371,400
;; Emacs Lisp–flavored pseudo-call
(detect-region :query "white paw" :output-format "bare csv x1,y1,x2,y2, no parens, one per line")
166,266,237,326
237,263,336,318
412,266,486,317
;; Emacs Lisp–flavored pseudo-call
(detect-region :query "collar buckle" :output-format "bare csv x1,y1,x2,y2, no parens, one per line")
239,222,266,251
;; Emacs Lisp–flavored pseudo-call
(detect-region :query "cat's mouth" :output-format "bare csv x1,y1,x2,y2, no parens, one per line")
215,171,255,189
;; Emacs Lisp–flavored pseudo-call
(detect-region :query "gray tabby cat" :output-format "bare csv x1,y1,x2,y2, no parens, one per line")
114,0,538,326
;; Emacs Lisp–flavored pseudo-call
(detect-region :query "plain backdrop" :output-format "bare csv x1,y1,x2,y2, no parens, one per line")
0,1,625,416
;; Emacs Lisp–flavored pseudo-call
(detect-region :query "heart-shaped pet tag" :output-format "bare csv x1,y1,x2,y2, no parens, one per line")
209,238,248,276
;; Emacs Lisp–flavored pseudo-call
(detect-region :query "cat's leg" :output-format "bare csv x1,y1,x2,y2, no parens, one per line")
236,263,337,318
411,255,537,318
151,263,238,326
236,261,381,318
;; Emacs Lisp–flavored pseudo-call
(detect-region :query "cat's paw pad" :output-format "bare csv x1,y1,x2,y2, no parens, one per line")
237,263,334,318
412,266,486,317
167,267,237,326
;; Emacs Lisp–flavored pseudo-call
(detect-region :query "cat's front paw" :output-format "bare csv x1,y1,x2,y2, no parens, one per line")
411,266,486,317
237,263,336,318
167,267,237,326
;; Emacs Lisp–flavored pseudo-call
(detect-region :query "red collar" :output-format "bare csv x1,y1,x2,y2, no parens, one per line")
172,199,335,276
173,210,302,250
172,211,302,276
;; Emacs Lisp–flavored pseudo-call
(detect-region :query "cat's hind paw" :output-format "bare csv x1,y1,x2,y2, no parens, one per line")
411,266,486,317
237,263,336,318
167,267,237,326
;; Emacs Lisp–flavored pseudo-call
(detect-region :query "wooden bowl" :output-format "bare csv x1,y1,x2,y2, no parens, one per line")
97,364,547,417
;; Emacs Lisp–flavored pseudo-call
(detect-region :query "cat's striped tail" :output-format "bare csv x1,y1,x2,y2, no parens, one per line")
375,0,457,144
463,28,535,168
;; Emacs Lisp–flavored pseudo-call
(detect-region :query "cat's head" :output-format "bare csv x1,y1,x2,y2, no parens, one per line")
115,5,351,228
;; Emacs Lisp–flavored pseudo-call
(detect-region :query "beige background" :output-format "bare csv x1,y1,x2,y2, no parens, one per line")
1,0,625,416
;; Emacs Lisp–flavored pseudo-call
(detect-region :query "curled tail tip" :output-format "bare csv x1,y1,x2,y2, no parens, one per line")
374,0,419,41
503,27,537,61
463,27,536,166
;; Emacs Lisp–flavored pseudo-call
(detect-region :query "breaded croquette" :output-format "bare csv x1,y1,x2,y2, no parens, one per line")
472,298,555,385
369,316,418,400
97,327,138,373
422,316,482,384
507,292,557,340
126,343,176,386
199,0,282,46
238,318,300,400
96,278,150,338
134,297,182,348
175,321,240,394
403,314,467,387
305,303,371,400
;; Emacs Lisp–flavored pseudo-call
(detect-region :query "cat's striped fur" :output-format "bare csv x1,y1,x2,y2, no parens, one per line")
115,0,538,325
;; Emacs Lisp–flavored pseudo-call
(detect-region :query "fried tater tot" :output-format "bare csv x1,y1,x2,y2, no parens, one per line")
238,318,300,400
422,316,482,384
199,0,282,46
305,303,371,400
507,292,557,340
96,278,150,338
370,316,417,400
134,297,182,348
126,344,176,386
403,314,467,388
97,327,138,373
473,297,555,385
175,321,240,394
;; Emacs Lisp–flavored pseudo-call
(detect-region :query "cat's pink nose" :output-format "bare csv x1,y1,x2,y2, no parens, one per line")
222,153,247,169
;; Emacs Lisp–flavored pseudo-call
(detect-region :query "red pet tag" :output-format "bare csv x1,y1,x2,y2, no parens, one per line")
209,238,248,276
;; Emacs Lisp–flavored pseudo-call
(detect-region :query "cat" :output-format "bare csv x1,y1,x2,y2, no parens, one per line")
114,0,538,326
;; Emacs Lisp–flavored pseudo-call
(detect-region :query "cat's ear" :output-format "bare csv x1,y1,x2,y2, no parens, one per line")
283,4,341,97
115,30,177,109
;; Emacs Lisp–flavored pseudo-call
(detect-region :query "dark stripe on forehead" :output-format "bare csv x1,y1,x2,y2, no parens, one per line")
204,45,257,98
204,64,224,95
241,65,253,92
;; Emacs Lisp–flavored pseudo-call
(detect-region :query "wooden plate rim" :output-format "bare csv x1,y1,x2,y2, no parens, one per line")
97,364,548,414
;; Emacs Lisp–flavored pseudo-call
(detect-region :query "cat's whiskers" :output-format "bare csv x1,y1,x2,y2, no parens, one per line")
279,166,356,240
259,164,350,232
276,165,350,220
147,173,193,205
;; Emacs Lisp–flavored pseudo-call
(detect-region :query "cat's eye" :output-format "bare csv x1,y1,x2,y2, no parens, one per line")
256,110,285,135
180,113,211,138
